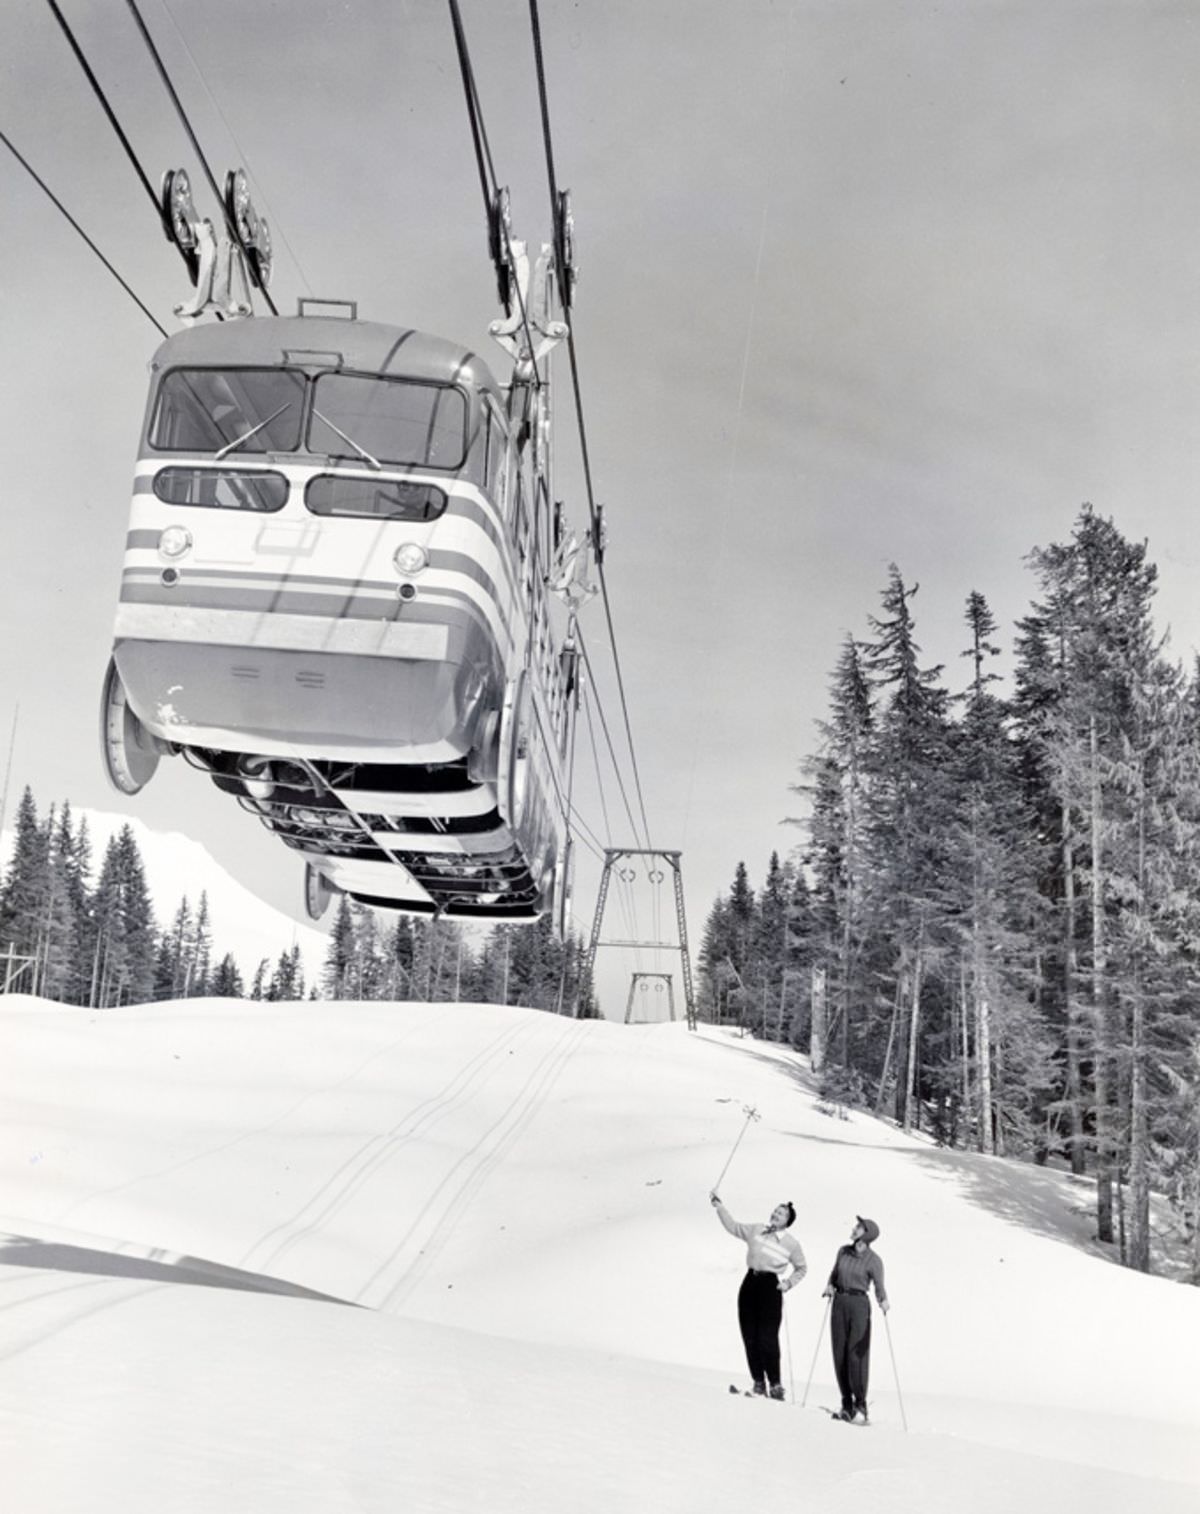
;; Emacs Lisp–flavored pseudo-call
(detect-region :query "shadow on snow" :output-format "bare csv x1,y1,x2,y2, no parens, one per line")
0,1232,356,1305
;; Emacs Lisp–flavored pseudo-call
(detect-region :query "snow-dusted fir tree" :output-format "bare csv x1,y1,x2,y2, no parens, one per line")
322,894,356,999
89,825,156,1007
0,787,49,983
797,634,875,1071
1024,507,1161,1242
861,566,954,1130
210,952,244,998
946,591,1052,1156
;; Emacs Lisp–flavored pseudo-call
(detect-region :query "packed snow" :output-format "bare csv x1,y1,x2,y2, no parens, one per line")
1,995,1196,1512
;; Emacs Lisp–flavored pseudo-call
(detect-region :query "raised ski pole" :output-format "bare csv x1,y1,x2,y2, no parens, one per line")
883,1312,909,1432
710,1104,760,1195
801,1294,831,1408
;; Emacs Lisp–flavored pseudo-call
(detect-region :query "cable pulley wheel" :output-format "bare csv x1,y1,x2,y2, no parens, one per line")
159,168,200,285
488,186,513,312
224,167,273,290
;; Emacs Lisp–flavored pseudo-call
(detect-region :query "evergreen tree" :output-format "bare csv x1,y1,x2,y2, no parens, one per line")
798,635,875,1068
0,787,49,990
89,826,157,1006
323,894,356,999
1023,507,1161,1240
697,895,736,1023
192,892,213,996
60,808,93,1005
946,591,1052,1155
745,851,791,1041
861,566,954,1129
36,804,79,1003
267,944,304,1000
211,952,245,998
383,915,416,1000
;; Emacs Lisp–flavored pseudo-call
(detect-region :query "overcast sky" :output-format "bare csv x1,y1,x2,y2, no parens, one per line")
3,1,1200,1012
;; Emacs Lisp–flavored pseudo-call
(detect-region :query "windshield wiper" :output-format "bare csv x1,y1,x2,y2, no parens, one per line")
311,407,382,470
214,402,294,460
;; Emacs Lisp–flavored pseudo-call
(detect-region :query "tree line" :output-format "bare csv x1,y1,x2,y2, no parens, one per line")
0,788,594,1016
697,507,1200,1281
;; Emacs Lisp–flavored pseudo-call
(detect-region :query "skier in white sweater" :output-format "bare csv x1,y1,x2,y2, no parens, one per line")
710,1193,807,1398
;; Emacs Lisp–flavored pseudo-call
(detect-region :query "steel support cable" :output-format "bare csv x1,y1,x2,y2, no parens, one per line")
524,4,653,855
0,130,168,337
579,685,641,958
529,0,659,966
43,0,161,217
527,0,567,283
158,0,313,295
567,341,652,839
122,0,279,316
577,628,647,850
445,0,544,393
447,0,496,227
580,684,614,847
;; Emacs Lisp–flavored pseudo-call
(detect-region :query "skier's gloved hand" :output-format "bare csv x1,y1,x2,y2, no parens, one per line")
709,1192,721,1207
777,1277,791,1292
880,1300,890,1315
822,1286,834,1299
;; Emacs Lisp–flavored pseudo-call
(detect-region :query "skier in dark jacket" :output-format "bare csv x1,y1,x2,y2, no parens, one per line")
822,1216,888,1423
711,1192,807,1399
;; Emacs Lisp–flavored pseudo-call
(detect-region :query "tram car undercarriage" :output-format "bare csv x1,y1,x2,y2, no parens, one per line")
101,174,584,930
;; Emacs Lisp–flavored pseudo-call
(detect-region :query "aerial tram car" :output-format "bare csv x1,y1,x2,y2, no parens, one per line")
101,169,589,929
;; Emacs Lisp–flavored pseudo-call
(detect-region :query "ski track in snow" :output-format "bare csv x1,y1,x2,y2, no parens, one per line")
239,1016,537,1276
367,1018,590,1310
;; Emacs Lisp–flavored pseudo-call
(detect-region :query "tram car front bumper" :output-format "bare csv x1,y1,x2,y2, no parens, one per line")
111,601,500,764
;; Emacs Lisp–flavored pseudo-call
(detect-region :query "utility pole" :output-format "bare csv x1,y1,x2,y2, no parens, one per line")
0,703,18,852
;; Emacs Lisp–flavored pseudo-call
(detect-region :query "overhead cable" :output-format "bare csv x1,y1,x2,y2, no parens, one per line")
526,0,654,853
445,0,543,391
578,630,648,850
0,130,167,337
158,0,314,295
123,0,280,315
43,0,163,217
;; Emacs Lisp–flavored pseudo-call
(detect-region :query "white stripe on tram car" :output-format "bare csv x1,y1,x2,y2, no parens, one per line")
123,474,524,660
332,786,497,819
113,602,452,660
369,829,510,858
305,855,435,906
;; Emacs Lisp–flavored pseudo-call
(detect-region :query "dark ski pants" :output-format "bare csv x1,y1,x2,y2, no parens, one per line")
830,1291,871,1413
737,1269,783,1390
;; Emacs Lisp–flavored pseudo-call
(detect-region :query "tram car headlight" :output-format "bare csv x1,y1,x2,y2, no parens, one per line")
157,526,194,560
392,542,428,576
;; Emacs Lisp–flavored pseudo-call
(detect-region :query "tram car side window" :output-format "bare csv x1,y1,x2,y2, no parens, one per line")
482,399,508,507
154,467,290,513
306,373,467,469
304,477,447,521
151,368,306,454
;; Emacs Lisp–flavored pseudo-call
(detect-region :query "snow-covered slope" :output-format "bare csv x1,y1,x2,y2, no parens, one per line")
1,996,1196,1513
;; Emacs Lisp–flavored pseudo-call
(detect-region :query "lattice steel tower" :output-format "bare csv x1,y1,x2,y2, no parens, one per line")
576,848,696,1029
